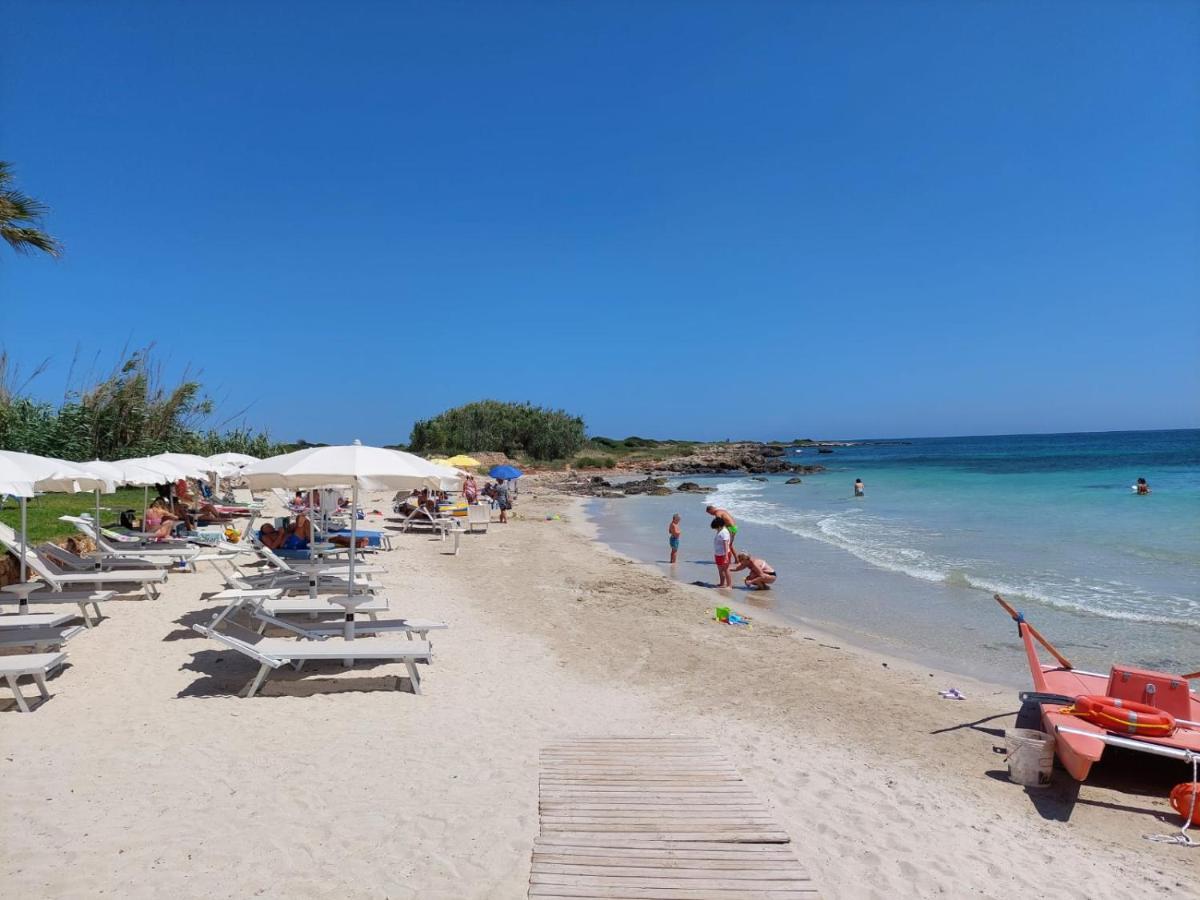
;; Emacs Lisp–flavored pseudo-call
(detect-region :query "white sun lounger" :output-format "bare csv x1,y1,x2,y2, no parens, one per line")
1,542,166,598
1,652,67,712
204,589,390,630
252,607,447,643
0,590,116,628
230,488,264,511
191,622,431,698
0,625,84,652
39,542,172,571
60,516,201,567
207,554,380,599
0,612,76,629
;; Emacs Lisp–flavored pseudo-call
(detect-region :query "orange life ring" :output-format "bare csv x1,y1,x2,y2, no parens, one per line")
1169,782,1200,821
1072,695,1176,736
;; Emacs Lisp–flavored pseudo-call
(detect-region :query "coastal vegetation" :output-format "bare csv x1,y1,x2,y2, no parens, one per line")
0,347,284,460
409,400,587,461
0,161,61,257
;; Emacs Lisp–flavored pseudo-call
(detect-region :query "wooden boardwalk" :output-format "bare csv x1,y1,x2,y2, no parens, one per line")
530,737,819,899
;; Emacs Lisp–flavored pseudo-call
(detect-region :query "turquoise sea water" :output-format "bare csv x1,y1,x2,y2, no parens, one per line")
588,429,1200,684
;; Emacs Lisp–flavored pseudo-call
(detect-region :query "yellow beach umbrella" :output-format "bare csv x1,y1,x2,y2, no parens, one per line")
444,454,481,468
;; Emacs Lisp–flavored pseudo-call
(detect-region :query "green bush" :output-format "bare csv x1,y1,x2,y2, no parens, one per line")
574,455,615,469
0,347,284,460
409,400,586,461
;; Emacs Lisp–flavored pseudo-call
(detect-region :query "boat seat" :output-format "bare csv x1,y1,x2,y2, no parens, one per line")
1106,666,1194,720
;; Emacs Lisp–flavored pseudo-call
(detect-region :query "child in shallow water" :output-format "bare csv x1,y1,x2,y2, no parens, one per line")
711,517,732,587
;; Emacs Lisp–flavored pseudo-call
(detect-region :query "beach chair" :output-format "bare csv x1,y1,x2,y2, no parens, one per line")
466,504,491,534
0,652,67,712
253,609,446,641
0,624,84,652
0,590,116,628
245,543,383,594
190,622,431,698
38,542,172,572
230,487,265,511
0,537,166,598
59,516,201,568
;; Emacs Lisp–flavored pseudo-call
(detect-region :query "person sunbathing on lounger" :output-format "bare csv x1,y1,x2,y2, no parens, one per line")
144,498,184,540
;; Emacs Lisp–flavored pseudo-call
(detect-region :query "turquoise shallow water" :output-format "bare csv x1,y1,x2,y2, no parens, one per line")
588,429,1200,685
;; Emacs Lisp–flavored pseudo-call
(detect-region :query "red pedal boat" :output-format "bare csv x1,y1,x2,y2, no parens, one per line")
996,595,1200,781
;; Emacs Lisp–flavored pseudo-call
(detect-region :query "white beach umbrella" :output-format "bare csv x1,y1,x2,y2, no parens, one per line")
0,451,112,594
115,456,194,529
207,452,260,468
420,458,468,491
205,452,260,482
241,443,440,638
146,452,210,480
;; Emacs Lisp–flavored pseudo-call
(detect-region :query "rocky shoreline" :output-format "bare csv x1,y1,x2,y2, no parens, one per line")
545,442,827,498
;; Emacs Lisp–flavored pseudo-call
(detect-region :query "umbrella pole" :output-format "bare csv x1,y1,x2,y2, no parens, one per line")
346,481,358,641
95,488,103,569
143,486,149,533
19,496,28,586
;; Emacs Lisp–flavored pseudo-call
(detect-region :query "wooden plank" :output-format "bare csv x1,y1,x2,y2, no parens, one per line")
537,811,768,816
531,863,810,880
537,831,791,843
541,787,754,794
532,841,796,855
530,885,817,899
539,813,773,820
533,853,801,868
532,883,806,897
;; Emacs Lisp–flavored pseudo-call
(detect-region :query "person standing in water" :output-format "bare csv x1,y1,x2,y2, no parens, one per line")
668,514,681,564
711,517,733,588
705,505,738,553
1135,477,1151,495
854,478,865,497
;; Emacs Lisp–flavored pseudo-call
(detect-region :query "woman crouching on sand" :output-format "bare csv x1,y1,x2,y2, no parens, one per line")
730,552,777,590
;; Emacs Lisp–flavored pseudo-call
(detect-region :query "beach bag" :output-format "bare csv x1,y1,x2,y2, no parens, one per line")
119,509,137,529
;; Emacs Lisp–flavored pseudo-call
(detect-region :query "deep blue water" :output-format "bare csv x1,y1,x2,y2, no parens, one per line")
589,429,1199,683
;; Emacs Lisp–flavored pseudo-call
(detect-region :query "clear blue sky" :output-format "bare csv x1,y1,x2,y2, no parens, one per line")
3,1,1197,444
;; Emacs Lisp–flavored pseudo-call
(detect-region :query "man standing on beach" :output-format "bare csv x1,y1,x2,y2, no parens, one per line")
705,505,738,552
668,514,681,564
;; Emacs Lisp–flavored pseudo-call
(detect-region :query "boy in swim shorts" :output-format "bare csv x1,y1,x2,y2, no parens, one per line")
668,514,681,564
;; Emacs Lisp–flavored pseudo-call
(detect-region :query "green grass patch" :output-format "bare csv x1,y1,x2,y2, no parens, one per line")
0,488,149,545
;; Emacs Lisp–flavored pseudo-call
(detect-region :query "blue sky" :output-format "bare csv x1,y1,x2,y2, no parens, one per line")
3,1,1197,444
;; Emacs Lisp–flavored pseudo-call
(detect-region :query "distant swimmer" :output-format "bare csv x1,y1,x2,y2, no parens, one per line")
1135,477,1151,495
731,552,777,590
668,513,681,564
705,504,738,552
854,478,865,497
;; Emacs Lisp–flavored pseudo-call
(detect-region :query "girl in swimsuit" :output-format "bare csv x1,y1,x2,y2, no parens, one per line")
731,552,777,590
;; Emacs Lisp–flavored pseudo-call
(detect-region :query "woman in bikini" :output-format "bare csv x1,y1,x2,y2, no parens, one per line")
730,552,777,590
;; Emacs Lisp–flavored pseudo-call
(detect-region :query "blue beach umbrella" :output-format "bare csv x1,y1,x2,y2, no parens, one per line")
489,464,523,480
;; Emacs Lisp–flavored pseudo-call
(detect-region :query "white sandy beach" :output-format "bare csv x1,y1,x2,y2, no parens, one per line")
0,485,1194,899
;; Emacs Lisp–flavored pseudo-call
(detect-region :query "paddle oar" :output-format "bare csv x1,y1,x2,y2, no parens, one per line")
1183,671,1200,681
1055,725,1198,760
995,594,1074,670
